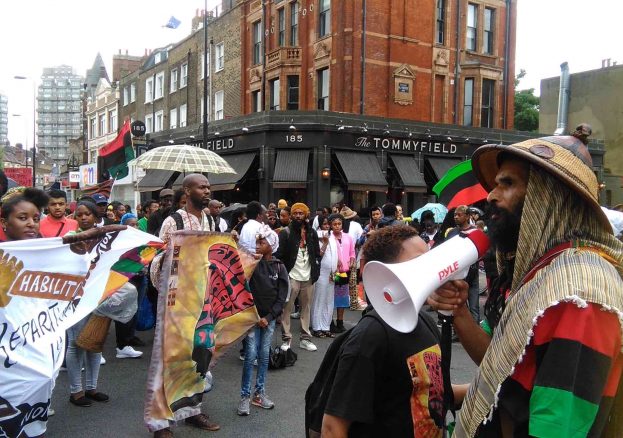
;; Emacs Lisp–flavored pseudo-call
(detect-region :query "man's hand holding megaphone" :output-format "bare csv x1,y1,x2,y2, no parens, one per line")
428,280,491,365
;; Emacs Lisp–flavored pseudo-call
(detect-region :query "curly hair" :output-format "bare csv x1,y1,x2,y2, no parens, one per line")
361,225,417,264
1,188,49,219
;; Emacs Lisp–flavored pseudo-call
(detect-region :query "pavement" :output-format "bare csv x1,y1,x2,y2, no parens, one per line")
48,295,483,437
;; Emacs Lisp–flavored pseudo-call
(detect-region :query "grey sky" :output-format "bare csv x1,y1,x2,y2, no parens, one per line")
0,0,620,145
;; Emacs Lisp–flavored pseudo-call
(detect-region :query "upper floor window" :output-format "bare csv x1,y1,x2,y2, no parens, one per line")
270,78,281,110
145,114,153,134
123,86,129,106
252,21,262,65
436,0,445,45
108,109,117,132
278,8,286,47
215,43,225,71
170,108,178,129
318,0,331,38
155,110,164,132
130,83,136,102
463,78,474,126
179,104,187,127
317,68,330,110
155,72,165,99
171,68,178,92
483,8,494,55
180,63,188,88
200,52,209,79
145,77,154,103
214,91,224,120
481,79,495,128
252,90,262,112
290,2,299,45
89,117,96,139
98,114,106,136
287,75,299,110
466,4,477,51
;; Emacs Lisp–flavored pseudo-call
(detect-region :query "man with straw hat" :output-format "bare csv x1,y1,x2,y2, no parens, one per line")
430,131,623,437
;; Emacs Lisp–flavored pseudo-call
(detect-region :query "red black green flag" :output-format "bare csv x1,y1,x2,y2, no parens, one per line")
432,159,488,209
97,120,134,181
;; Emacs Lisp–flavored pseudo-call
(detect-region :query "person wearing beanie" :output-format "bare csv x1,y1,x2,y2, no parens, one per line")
277,199,288,209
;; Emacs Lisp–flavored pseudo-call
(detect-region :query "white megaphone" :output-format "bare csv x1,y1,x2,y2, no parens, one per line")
363,229,490,333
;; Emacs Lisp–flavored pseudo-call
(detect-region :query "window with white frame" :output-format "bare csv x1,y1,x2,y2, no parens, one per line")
463,78,474,126
181,63,188,88
215,43,224,71
170,68,178,93
317,68,330,110
436,0,445,45
278,8,286,47
108,109,117,132
155,72,165,99
252,21,262,65
252,90,262,112
99,114,106,136
89,117,96,139
214,91,224,120
145,114,153,134
270,78,280,110
290,2,299,45
155,52,161,64
179,104,187,127
200,52,209,79
466,3,477,51
155,110,164,132
170,108,177,129
145,77,154,103
123,86,129,106
130,83,136,102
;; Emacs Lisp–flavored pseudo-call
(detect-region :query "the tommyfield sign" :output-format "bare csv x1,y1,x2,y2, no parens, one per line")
354,136,458,154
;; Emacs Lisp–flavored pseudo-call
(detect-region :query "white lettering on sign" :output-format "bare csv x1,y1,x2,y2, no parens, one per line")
206,138,235,151
354,137,458,154
285,134,303,143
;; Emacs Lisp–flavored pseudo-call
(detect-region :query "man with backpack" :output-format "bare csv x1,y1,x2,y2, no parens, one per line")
306,226,467,437
149,173,218,438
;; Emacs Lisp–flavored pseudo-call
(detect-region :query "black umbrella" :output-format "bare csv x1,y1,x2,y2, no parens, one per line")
219,203,247,225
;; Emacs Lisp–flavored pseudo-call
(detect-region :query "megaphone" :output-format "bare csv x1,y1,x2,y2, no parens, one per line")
362,229,490,333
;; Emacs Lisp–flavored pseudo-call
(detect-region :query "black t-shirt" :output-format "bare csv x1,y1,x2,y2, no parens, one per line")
324,310,444,438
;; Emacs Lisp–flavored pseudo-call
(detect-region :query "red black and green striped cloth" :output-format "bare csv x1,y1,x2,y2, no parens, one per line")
97,120,134,181
432,159,488,209
479,302,623,437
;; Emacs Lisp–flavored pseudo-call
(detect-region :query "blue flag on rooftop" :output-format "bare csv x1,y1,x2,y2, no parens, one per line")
165,16,181,29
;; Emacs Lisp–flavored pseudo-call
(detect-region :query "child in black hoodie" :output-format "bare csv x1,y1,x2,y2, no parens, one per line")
237,230,289,416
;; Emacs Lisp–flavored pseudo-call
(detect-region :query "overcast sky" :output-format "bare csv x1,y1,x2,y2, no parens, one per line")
1,0,621,145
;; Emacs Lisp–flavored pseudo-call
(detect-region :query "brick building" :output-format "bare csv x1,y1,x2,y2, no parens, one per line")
241,0,516,129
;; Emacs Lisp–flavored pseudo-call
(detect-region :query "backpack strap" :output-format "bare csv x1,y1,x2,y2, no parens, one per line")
170,212,184,231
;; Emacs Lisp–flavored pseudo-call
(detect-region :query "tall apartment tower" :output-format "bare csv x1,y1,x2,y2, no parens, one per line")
0,94,8,144
37,66,84,163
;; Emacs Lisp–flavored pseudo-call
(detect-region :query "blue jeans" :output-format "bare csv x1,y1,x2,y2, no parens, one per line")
66,315,102,394
240,319,275,398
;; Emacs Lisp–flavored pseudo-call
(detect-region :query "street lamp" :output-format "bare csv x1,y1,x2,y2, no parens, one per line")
14,76,37,187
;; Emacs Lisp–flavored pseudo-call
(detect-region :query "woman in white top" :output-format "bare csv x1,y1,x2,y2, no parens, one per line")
310,217,337,337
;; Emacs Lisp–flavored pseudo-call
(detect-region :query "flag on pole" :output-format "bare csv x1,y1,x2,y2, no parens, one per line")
432,159,488,209
98,120,133,181
164,16,181,29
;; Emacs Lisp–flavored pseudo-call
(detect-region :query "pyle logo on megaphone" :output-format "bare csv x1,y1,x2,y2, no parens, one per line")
438,261,460,281
363,229,490,333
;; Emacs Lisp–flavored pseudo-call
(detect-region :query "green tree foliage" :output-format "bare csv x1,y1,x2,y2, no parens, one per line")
514,70,539,132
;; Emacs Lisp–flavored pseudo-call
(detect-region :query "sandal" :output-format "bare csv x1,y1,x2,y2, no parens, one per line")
324,331,336,338
312,330,327,338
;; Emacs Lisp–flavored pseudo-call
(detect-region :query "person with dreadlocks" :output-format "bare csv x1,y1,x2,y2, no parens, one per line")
429,131,623,437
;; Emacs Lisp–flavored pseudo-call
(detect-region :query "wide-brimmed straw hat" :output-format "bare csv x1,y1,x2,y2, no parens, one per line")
471,135,611,231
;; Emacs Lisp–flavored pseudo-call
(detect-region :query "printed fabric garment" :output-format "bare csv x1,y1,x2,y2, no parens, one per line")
477,302,623,437
324,310,444,437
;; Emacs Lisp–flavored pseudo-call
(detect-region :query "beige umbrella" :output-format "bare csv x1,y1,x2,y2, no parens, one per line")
129,144,236,174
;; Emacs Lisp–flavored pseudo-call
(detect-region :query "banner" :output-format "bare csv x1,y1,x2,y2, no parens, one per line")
0,227,162,438
144,231,259,432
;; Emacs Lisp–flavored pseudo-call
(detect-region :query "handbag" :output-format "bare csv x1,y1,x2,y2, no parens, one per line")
268,346,287,370
136,293,155,331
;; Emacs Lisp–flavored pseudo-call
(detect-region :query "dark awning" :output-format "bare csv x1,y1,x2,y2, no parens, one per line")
334,151,387,192
136,170,177,192
427,157,462,180
389,155,427,193
209,153,256,191
136,153,256,192
272,149,310,188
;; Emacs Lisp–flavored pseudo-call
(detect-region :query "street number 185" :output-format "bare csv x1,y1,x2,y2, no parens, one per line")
285,135,303,143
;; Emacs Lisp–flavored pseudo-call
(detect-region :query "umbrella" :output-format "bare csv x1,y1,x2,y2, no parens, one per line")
411,203,448,223
130,144,236,174
432,159,488,209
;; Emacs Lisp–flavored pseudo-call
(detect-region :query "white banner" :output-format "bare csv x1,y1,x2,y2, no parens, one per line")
0,227,161,437
69,171,81,183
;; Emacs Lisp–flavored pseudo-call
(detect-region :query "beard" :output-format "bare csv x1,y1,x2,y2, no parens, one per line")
291,218,304,232
485,202,523,253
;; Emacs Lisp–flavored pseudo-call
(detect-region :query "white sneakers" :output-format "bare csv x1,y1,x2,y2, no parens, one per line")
280,341,291,351
100,355,106,365
300,339,317,352
116,346,143,359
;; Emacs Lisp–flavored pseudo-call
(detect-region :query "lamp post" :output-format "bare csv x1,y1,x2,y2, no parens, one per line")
14,76,36,187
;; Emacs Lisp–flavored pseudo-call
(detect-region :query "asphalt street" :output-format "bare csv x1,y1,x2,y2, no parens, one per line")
47,302,482,438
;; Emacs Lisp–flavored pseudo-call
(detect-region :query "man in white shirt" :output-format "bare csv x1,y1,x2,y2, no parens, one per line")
238,201,268,253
